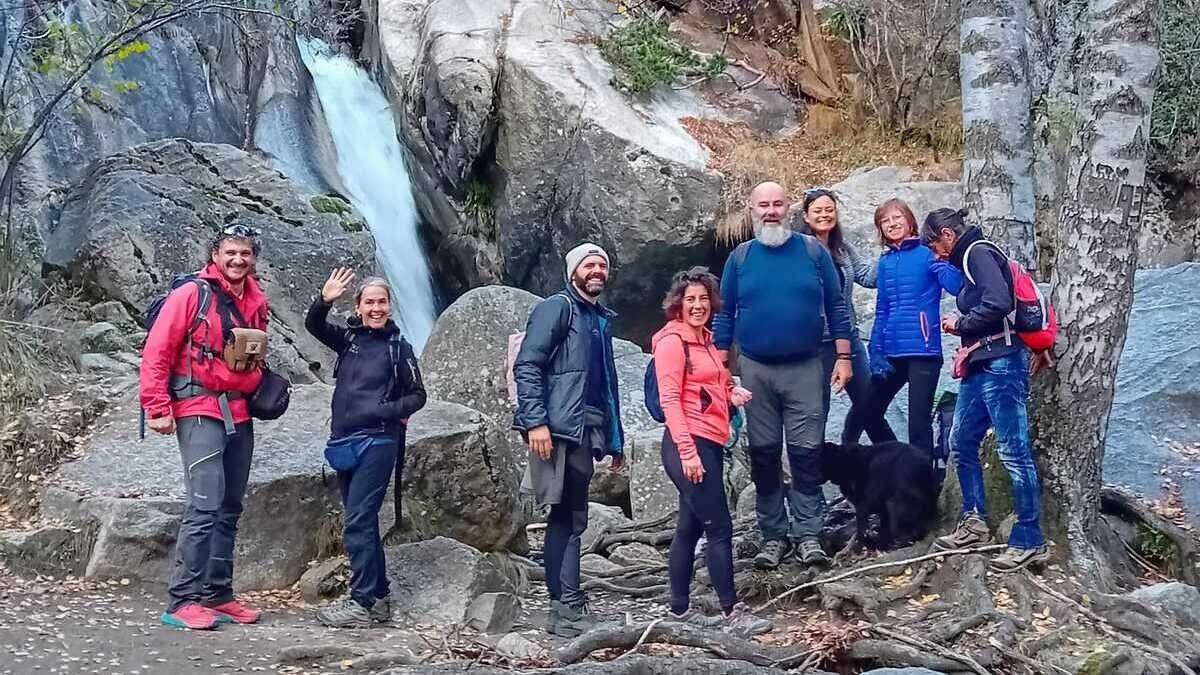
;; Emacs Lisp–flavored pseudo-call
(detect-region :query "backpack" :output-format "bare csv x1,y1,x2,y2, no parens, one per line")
339,330,414,404
145,273,214,339
643,334,691,423
505,293,575,405
963,240,1058,353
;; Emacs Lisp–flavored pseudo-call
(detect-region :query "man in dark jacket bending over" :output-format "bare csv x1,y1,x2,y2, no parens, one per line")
714,181,855,570
512,242,625,638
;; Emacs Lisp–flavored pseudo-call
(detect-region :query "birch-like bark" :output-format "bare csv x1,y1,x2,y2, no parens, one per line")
960,0,1038,270
1031,0,1159,581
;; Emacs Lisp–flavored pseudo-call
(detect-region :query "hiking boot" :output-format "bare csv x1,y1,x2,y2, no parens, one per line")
668,607,724,629
721,603,773,637
797,538,829,566
205,598,260,624
549,599,601,638
316,596,371,629
933,513,993,551
988,545,1051,573
369,594,392,624
161,603,218,630
754,539,792,570
546,601,560,634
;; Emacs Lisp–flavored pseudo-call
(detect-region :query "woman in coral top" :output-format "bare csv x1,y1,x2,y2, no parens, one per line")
651,266,772,636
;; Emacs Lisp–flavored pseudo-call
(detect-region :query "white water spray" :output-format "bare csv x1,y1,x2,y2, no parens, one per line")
297,38,437,351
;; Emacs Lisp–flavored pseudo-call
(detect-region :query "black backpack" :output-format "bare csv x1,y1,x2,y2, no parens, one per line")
145,273,214,337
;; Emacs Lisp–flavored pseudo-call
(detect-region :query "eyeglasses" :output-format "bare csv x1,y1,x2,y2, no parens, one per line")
221,223,260,238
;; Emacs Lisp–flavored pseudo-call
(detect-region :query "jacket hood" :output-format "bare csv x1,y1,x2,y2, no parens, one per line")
562,283,617,318
346,315,401,338
652,320,712,350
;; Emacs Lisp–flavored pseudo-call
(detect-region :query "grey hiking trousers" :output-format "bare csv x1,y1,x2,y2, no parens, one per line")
739,354,828,541
167,416,254,612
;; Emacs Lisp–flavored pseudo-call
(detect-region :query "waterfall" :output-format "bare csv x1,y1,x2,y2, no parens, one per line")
296,37,437,351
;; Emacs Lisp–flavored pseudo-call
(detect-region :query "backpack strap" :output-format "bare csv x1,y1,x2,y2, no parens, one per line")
962,239,1016,346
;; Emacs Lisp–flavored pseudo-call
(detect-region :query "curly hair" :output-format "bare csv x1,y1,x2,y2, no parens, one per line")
662,266,722,321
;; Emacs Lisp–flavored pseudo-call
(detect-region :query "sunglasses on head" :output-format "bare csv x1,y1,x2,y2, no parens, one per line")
804,187,836,198
222,223,260,238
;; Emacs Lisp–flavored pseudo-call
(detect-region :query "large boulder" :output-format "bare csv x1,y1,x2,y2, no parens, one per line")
385,537,521,632
420,285,663,508
392,400,522,551
373,0,802,334
43,140,377,384
1105,264,1200,516
38,384,342,589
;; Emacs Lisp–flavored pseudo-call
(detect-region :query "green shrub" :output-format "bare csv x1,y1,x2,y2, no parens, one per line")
1133,523,1173,564
1152,0,1200,173
464,179,496,241
597,16,726,94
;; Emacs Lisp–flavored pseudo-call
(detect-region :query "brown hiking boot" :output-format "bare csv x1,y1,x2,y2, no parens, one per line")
989,545,1051,573
932,513,992,551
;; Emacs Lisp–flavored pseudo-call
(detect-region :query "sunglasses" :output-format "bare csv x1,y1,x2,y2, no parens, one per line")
222,223,260,238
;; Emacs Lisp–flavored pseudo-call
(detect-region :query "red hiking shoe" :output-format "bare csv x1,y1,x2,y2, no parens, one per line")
161,603,218,630
205,599,261,624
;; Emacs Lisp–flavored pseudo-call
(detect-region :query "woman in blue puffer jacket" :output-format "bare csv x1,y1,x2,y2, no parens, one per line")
862,199,962,455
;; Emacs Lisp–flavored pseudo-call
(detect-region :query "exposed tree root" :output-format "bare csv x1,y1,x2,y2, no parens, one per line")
552,620,809,666
870,624,991,675
846,638,976,672
1101,486,1200,586
378,654,805,674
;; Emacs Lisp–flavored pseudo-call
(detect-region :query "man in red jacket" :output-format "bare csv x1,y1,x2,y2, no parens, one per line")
140,224,270,630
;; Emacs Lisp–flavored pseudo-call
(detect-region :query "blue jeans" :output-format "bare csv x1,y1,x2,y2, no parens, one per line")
951,351,1045,549
337,439,398,608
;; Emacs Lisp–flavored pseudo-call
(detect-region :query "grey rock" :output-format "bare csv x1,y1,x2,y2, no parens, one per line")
464,591,520,634
87,301,136,327
629,434,676,522
580,553,623,575
1129,582,1200,629
80,322,127,355
42,383,343,589
494,632,546,659
581,502,633,553
609,542,665,567
1138,185,1198,269
79,353,138,377
386,400,522,551
736,483,758,522
862,669,947,675
385,537,519,626
1105,264,1200,519
299,557,350,604
0,525,94,577
43,139,377,385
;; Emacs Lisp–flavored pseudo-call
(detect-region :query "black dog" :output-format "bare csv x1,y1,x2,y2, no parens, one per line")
820,441,938,550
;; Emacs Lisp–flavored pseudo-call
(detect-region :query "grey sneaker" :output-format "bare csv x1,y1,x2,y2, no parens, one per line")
933,512,993,551
753,539,792,570
369,594,391,624
316,596,371,628
669,607,724,629
549,599,600,638
721,602,773,637
798,538,829,566
989,545,1051,573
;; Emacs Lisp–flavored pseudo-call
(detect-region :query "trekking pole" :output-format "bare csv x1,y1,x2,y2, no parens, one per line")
139,407,146,441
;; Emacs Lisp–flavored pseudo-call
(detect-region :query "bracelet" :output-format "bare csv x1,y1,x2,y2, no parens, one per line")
836,354,852,361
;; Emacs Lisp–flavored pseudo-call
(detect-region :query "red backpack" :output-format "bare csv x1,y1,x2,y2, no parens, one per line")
963,240,1058,353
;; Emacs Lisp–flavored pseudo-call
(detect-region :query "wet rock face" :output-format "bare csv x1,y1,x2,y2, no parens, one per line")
42,139,377,384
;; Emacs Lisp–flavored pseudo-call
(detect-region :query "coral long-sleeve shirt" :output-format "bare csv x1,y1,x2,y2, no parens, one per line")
651,320,732,460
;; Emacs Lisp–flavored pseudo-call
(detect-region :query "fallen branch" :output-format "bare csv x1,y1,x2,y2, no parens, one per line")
755,543,1006,612
1024,572,1197,675
553,620,809,666
871,624,991,675
848,638,975,672
614,618,663,660
581,577,668,598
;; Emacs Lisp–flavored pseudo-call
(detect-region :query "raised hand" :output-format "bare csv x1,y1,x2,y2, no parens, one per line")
321,267,356,303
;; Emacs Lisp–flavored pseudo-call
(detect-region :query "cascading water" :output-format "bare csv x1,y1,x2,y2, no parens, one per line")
296,37,437,351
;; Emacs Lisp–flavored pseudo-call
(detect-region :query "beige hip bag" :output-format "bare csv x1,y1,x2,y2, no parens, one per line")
224,327,269,372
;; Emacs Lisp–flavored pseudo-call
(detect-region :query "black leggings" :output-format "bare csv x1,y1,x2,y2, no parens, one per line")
661,433,736,615
860,356,943,454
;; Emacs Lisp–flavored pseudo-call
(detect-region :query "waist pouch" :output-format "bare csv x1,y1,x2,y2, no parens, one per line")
249,368,290,420
324,433,379,472
224,328,269,372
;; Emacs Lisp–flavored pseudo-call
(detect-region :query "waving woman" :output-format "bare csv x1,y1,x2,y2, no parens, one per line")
305,268,426,628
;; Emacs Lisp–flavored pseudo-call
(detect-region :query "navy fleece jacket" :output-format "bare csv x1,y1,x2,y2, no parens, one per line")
713,234,852,363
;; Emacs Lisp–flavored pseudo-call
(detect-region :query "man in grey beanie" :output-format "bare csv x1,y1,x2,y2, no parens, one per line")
512,242,625,637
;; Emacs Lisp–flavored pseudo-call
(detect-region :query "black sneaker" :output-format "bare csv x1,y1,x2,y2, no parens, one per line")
754,539,792,570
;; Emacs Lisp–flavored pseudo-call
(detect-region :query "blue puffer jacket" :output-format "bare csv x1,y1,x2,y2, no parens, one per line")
869,238,964,374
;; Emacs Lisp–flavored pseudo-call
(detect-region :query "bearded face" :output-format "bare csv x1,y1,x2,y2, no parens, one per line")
572,256,609,298
752,208,792,248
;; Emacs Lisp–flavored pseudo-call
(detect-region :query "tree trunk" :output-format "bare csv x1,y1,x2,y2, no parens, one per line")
1030,0,1159,583
959,0,1038,271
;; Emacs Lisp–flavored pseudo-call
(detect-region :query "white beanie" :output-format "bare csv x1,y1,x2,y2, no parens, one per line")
564,242,609,281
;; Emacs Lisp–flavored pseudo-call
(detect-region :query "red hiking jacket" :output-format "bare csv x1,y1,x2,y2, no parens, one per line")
139,264,269,423
651,320,732,460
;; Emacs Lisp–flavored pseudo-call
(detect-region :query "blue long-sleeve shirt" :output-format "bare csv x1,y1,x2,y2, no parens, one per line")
713,234,852,363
